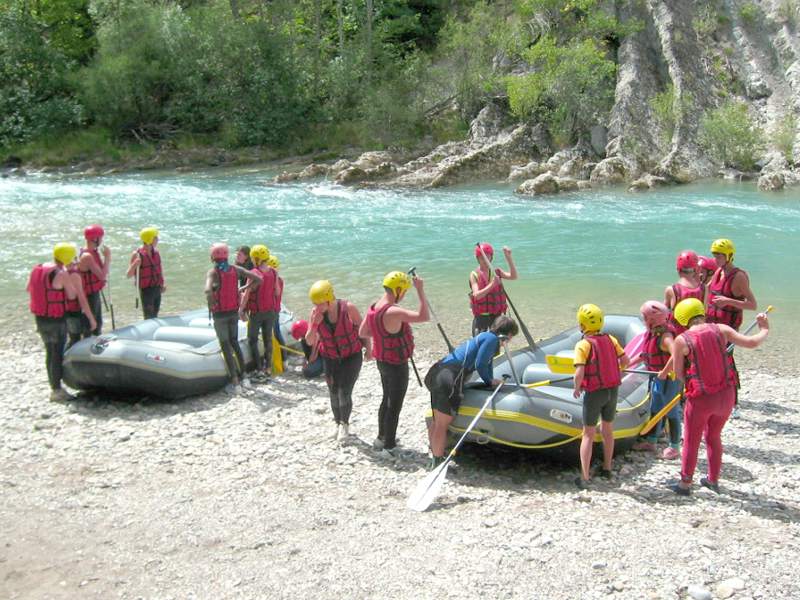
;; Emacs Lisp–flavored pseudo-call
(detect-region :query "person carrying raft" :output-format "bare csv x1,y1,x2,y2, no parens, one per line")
238,245,280,381
572,303,629,490
665,250,705,334
468,242,518,336
28,243,97,401
305,280,370,443
204,243,260,393
631,301,682,459
669,298,769,495
425,316,519,470
78,224,110,336
126,227,165,319
360,271,430,457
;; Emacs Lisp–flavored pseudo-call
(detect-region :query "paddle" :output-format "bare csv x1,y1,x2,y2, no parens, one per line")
278,343,305,357
408,266,454,353
475,243,537,351
134,264,140,310
523,375,573,389
726,305,773,353
545,354,657,376
407,376,509,512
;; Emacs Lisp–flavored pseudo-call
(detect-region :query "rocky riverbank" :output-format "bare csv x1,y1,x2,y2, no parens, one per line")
2,326,799,599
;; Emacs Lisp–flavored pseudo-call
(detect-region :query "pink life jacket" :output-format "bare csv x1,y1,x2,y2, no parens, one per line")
28,264,66,319
317,300,363,360
682,324,737,400
640,326,672,371
212,267,239,313
137,247,164,289
64,264,80,313
247,266,279,313
80,247,106,294
469,269,507,317
581,334,622,392
367,303,414,365
706,267,745,330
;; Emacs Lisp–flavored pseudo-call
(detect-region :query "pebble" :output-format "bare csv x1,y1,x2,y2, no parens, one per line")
687,585,713,600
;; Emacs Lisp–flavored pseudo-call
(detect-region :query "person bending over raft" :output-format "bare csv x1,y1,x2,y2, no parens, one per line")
697,255,717,287
205,243,260,393
669,298,769,496
78,224,110,336
238,245,280,381
706,238,757,418
573,303,629,490
469,242,518,336
631,301,682,460
359,271,430,456
305,280,371,443
665,250,705,334
290,320,323,378
126,227,166,319
28,243,97,402
425,316,519,470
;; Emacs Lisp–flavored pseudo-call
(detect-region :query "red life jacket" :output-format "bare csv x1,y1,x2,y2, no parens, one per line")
469,269,507,317
212,267,239,313
80,247,106,294
64,264,80,313
640,327,672,371
581,334,622,392
317,300,363,360
137,246,163,289
246,266,280,313
706,267,745,330
27,264,66,319
682,324,737,400
367,303,414,365
669,282,706,334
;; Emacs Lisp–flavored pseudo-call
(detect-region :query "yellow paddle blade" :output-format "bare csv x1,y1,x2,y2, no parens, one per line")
272,334,284,375
545,355,576,374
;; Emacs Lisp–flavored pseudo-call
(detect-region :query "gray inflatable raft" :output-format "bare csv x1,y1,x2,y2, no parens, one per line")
63,306,296,399
426,315,653,452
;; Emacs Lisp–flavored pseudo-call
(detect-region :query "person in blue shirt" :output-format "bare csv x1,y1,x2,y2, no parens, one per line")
424,315,518,469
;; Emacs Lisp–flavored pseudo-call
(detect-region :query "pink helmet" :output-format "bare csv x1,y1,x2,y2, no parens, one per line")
291,320,309,340
640,300,670,328
698,255,716,272
84,224,105,242
210,243,229,261
475,242,494,259
676,250,698,272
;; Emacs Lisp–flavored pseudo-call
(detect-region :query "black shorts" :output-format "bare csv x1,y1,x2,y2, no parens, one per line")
426,362,467,416
582,387,618,425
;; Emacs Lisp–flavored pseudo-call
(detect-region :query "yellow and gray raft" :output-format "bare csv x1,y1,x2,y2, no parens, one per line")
425,315,652,451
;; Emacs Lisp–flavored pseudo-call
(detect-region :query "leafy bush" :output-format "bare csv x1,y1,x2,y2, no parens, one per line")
738,2,761,28
699,101,765,170
649,84,694,145
773,113,797,163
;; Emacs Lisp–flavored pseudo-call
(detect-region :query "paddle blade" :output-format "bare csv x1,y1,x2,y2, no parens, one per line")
624,331,646,362
407,462,451,512
545,355,576,374
272,334,284,375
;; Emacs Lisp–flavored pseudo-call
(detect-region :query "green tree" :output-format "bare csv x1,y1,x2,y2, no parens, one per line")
699,101,765,170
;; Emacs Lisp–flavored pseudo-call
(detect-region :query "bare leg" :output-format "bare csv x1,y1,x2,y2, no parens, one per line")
579,426,596,481
600,420,614,471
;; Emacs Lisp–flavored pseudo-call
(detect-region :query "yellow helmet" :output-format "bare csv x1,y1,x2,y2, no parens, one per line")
674,298,706,327
710,238,735,262
577,303,604,332
382,271,411,293
140,227,159,245
267,254,280,269
309,280,335,305
250,244,270,263
53,242,77,266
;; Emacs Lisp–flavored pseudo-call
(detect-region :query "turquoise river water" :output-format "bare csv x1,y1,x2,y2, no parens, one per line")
2,168,798,363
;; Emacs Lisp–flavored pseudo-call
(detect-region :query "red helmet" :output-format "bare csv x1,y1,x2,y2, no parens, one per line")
675,250,698,272
640,300,669,328
475,242,494,259
698,255,716,272
210,243,229,261
84,224,105,242
291,320,309,340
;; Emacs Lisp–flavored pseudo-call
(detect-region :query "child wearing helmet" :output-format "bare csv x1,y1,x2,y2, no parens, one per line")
28,243,97,401
305,280,370,442
359,270,430,456
290,320,323,378
572,303,629,489
631,301,682,459
78,224,110,336
126,227,166,319
669,298,769,495
204,243,262,393
664,250,705,334
469,243,518,336
696,256,717,286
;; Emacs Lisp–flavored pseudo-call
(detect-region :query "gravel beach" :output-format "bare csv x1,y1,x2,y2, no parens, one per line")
2,324,798,600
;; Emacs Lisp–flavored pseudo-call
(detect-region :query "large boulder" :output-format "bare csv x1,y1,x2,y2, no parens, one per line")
508,161,545,182
299,163,329,178
335,166,368,185
554,177,579,192
757,171,785,191
354,151,395,170
468,103,514,142
273,171,300,183
628,173,668,192
515,172,559,195
589,157,627,186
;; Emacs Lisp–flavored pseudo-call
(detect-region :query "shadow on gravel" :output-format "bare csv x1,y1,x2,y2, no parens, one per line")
348,437,430,473
723,442,800,466
740,399,798,415
64,390,232,421
756,419,800,436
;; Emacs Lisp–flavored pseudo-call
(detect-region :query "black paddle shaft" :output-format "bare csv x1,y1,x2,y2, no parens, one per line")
407,266,455,353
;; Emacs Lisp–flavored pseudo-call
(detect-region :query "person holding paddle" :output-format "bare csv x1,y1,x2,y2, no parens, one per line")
126,227,165,319
469,242,518,336
669,298,769,495
425,316,519,470
572,303,629,489
360,271,429,457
